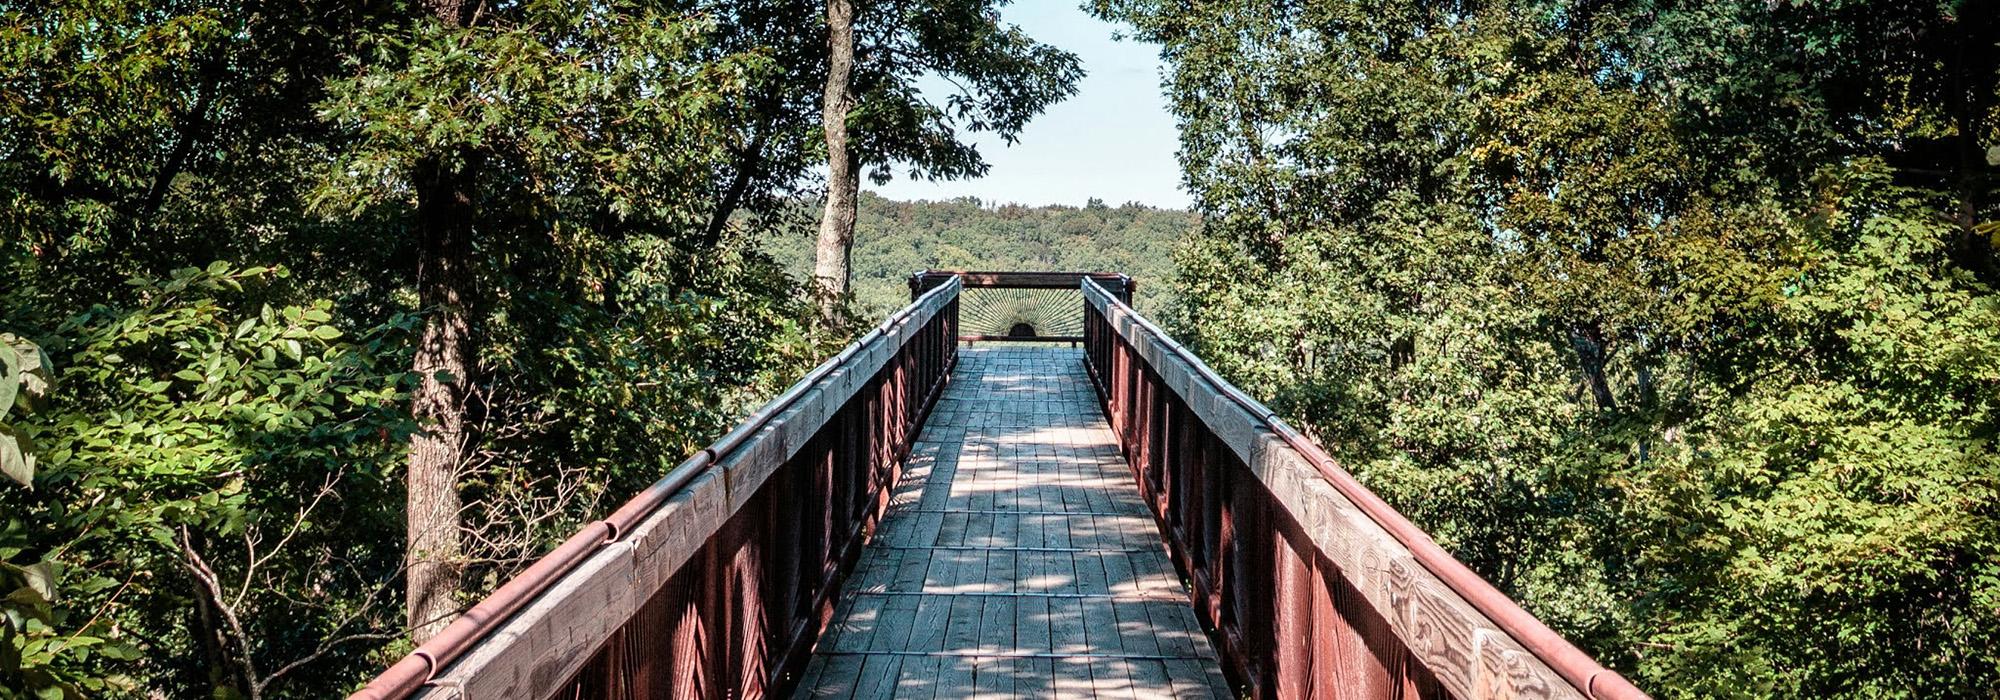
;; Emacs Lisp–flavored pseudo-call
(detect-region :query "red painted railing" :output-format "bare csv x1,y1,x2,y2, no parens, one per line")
354,277,960,700
1082,279,1647,700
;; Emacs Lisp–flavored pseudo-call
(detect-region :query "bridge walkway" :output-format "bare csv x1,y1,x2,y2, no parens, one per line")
794,347,1231,699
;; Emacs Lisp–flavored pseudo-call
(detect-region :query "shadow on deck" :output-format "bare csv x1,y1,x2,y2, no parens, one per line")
794,347,1230,698
353,272,1645,700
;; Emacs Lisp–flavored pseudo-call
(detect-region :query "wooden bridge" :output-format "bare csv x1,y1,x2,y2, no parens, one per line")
353,272,1647,700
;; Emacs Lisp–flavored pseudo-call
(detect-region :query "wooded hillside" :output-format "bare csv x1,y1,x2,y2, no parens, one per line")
764,193,1194,316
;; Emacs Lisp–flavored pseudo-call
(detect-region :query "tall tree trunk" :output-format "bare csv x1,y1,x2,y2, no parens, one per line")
405,152,477,643
1566,322,1617,412
813,0,859,322
405,0,478,644
1948,12,1998,286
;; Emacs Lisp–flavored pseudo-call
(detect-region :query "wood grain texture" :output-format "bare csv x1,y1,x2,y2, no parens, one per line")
796,348,1228,699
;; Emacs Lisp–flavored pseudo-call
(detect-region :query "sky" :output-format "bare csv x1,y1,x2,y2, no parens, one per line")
865,1,1189,209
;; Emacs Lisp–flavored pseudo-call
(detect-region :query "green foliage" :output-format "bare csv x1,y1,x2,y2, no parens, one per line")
1101,0,2000,695
0,334,53,488
3,0,1080,694
2,264,413,699
848,0,1084,183
315,2,761,226
764,192,1197,316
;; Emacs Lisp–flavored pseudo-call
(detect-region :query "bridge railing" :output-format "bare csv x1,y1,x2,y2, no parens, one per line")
355,277,961,700
910,269,1131,343
1081,279,1647,700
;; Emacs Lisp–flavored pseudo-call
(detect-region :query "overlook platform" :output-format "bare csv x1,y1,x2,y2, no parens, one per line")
794,347,1230,698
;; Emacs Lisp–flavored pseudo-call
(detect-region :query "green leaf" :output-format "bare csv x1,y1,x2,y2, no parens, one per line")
0,343,19,416
0,424,34,488
19,561,54,603
97,642,141,661
1,335,51,412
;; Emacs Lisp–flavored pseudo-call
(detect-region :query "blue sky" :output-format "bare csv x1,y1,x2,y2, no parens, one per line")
866,1,1189,209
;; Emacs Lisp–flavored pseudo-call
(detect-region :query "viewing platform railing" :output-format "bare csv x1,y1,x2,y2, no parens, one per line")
909,269,1131,343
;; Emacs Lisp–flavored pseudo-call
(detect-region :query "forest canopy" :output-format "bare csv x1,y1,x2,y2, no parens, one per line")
0,0,1080,696
1093,0,2000,696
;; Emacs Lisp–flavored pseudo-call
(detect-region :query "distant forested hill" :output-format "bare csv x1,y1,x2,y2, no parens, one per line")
765,193,1197,317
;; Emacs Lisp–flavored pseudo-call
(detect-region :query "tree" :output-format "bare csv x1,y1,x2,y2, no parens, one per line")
0,0,1084,692
2,0,834,694
1096,0,2000,695
398,0,480,644
814,0,861,320
807,0,1083,320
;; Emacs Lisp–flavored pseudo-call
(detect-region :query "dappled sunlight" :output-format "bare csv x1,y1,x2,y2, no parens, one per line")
795,347,1230,698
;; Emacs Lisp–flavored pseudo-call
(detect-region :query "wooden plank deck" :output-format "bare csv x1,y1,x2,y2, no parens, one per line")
795,347,1233,699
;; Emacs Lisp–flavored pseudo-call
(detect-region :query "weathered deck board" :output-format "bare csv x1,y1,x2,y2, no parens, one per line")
796,347,1230,699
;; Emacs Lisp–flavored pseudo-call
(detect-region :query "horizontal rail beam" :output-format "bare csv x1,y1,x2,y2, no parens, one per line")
844,591,1192,601
957,334,1085,343
813,650,1215,661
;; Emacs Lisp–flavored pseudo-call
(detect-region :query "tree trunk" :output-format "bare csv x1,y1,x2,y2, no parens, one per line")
405,152,477,644
405,0,479,644
703,129,769,249
813,0,859,322
1566,323,1617,412
1948,14,1997,286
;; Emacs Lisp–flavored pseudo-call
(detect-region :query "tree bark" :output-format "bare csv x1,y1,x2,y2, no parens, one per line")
405,151,478,644
703,129,769,249
405,0,479,644
1566,323,1617,413
1947,11,1998,286
813,0,860,322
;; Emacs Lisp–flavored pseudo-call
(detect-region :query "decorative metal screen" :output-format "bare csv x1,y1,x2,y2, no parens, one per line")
958,286,1086,340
